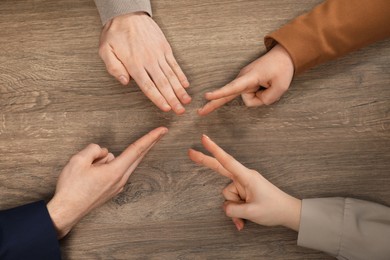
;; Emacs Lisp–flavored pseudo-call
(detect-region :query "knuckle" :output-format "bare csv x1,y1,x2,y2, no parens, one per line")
163,43,173,53
112,169,124,183
141,81,155,95
70,154,84,164
222,187,229,197
226,154,234,162
168,57,179,69
168,99,180,107
248,169,256,176
239,68,248,75
143,54,156,65
118,178,129,188
242,98,251,107
262,96,273,106
98,46,107,58
244,204,256,216
117,187,124,194
130,143,145,156
213,163,222,173
106,66,121,77
280,84,289,92
114,174,124,184
172,62,180,70
222,96,232,103
225,204,234,217
157,78,170,90
166,70,177,82
88,143,101,151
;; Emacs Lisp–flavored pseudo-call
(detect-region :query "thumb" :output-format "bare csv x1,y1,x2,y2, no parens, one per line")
99,47,130,85
223,200,251,220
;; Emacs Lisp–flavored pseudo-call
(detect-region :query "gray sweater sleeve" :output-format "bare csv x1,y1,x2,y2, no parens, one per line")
93,0,152,25
298,197,390,260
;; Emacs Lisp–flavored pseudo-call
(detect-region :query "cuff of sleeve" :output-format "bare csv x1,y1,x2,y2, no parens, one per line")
94,0,152,25
264,24,318,76
0,201,61,260
297,197,345,257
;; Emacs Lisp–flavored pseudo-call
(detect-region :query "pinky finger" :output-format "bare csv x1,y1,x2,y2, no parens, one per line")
232,218,245,231
165,52,189,88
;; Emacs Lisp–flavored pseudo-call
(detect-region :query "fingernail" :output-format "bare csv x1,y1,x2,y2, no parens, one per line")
205,92,213,97
202,134,210,139
183,94,191,101
162,103,171,111
119,75,128,85
182,80,190,88
175,104,185,112
234,222,241,231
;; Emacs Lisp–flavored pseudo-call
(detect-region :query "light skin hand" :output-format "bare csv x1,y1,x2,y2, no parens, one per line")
47,127,168,239
198,44,294,116
188,135,301,231
99,12,191,114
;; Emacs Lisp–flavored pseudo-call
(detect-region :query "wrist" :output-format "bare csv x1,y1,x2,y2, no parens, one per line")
111,11,149,23
272,44,295,75
47,196,84,239
105,11,150,31
281,196,302,232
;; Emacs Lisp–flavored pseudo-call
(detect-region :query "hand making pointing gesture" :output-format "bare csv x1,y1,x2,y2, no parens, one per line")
198,44,294,116
47,127,168,238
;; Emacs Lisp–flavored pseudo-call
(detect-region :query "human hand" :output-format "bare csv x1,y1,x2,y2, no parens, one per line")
47,127,168,239
198,44,294,116
188,135,301,231
99,12,191,114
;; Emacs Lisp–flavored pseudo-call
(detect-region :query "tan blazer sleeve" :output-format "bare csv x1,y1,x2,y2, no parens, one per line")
264,0,390,75
94,0,152,25
298,198,390,260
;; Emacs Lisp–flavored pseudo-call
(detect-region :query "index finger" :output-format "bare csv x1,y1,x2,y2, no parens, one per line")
204,76,255,101
197,94,237,116
188,148,232,179
201,135,251,186
110,127,168,173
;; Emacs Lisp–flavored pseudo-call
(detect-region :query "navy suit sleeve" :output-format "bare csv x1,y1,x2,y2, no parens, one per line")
0,200,61,260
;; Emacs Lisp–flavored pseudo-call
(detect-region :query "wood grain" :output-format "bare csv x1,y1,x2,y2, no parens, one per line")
0,0,389,259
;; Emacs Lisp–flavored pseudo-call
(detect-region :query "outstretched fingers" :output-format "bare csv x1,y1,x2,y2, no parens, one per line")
204,76,252,101
188,149,232,179
201,135,251,186
197,94,237,116
130,67,172,112
165,52,189,88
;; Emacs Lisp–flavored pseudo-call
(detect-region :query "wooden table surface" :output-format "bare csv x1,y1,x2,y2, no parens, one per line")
0,0,389,259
